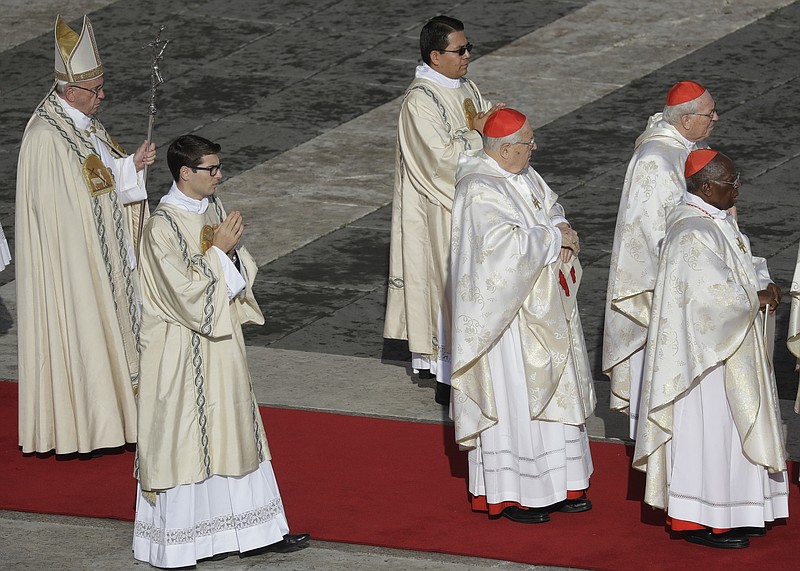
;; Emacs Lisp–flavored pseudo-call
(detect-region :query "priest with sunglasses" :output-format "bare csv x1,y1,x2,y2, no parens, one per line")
384,15,503,406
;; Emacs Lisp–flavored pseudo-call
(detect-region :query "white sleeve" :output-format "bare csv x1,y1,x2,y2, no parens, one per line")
114,155,148,204
544,225,562,265
211,246,247,299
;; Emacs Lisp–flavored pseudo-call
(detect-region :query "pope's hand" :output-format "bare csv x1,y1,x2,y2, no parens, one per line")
133,140,156,172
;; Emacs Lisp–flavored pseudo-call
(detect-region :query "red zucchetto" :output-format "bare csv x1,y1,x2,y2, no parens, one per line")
666,81,706,106
483,108,527,137
684,149,718,178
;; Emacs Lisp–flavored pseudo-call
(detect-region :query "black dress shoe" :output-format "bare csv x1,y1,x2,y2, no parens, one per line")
684,529,749,549
500,506,550,524
550,498,592,513
264,533,311,553
738,526,766,537
434,381,451,406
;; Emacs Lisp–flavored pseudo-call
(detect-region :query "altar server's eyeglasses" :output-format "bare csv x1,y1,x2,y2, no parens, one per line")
439,43,473,56
191,164,222,176
710,173,740,188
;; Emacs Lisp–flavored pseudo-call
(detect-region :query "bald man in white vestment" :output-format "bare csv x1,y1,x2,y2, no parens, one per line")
603,81,719,439
15,15,155,454
633,149,788,549
450,108,595,524
133,135,308,568
384,15,503,405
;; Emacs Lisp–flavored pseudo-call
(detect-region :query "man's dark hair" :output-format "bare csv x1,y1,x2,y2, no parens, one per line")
686,156,728,194
167,134,221,182
420,16,464,65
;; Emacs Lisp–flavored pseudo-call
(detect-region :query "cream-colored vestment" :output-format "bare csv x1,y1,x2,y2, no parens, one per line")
633,196,788,526
384,65,488,370
133,188,289,568
135,195,270,492
16,90,145,454
786,247,800,413
603,114,704,437
450,150,595,504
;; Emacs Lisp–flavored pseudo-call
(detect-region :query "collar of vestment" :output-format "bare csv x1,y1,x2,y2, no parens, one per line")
483,153,529,179
415,63,462,89
160,182,210,214
635,113,701,152
683,191,727,220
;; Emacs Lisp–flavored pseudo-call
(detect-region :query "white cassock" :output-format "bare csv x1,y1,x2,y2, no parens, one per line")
633,193,788,529
603,113,705,438
133,185,289,568
786,246,800,414
450,149,595,508
384,64,490,384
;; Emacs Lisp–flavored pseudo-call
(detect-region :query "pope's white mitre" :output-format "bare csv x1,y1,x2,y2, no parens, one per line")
54,15,103,83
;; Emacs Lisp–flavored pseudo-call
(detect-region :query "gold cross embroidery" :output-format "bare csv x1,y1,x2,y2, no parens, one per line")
532,197,541,209
736,237,747,253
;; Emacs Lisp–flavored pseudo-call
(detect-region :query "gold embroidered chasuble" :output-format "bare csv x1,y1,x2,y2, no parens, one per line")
136,199,270,492
633,202,786,510
603,113,707,417
384,73,489,356
16,90,144,454
449,150,595,449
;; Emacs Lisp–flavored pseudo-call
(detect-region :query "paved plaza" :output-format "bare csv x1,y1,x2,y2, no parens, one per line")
1,0,799,568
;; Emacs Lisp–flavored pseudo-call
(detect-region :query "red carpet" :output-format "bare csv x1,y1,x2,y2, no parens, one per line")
1,380,798,570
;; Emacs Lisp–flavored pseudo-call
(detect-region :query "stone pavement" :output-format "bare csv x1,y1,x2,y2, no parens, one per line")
1,0,799,569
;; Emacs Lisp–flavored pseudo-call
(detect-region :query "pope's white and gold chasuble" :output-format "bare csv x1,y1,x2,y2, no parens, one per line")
16,90,144,454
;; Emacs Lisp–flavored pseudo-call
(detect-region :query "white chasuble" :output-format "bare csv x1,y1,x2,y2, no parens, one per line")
633,198,787,519
384,65,489,368
16,90,144,454
602,114,702,436
449,149,596,452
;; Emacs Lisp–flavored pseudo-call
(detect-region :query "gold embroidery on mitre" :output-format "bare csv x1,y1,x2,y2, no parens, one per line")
82,154,115,196
200,225,215,254
463,98,477,130
54,15,104,83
